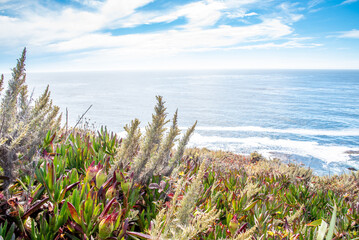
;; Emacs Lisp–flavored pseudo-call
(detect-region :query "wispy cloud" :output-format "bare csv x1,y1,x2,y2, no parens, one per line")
0,0,154,47
73,0,103,8
0,0,338,70
337,29,359,38
340,0,358,5
232,40,322,50
47,19,293,53
308,0,324,8
0,0,302,53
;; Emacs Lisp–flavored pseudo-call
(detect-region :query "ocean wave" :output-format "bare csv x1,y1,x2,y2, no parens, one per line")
117,129,358,174
180,126,359,136
188,133,358,164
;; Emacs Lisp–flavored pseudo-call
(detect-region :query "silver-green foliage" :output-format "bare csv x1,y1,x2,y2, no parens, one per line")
0,48,61,190
113,96,196,183
150,162,220,240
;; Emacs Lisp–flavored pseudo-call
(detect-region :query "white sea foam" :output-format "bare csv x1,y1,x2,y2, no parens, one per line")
117,127,359,175
188,133,357,164
180,126,359,136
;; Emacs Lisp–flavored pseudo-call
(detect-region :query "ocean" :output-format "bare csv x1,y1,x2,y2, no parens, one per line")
25,70,359,176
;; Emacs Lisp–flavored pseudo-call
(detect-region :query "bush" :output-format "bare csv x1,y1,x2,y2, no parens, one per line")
0,48,61,191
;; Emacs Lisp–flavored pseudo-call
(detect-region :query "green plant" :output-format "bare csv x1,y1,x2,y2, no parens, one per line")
112,96,196,184
0,48,61,191
0,221,15,240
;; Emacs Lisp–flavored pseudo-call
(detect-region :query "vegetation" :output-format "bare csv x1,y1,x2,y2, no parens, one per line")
1,50,359,239
0,48,61,191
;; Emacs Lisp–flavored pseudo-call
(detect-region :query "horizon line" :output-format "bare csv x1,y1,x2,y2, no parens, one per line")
1,68,359,74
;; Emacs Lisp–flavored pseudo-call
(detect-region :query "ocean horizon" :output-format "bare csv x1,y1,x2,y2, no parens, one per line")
23,69,359,176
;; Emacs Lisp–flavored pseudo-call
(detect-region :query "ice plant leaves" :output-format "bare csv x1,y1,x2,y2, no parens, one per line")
317,220,329,240
326,204,337,240
67,202,81,225
21,197,49,220
127,231,152,239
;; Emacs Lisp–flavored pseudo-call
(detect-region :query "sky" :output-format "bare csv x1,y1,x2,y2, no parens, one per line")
0,0,358,72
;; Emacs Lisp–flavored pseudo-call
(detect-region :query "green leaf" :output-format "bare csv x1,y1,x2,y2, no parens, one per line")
244,200,258,211
326,204,337,240
307,219,323,227
56,201,69,229
47,162,55,191
316,220,328,240
67,202,81,224
59,182,80,202
5,222,15,240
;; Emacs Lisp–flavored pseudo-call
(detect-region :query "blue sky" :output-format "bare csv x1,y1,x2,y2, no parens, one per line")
0,0,358,71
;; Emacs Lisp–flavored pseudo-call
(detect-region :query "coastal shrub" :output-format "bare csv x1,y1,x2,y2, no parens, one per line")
150,162,221,240
250,151,263,162
111,96,197,184
1,120,359,239
0,48,61,191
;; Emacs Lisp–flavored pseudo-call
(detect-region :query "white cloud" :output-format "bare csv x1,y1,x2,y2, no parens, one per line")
232,41,322,50
276,2,304,24
101,0,153,24
74,0,103,8
0,0,279,51
226,11,258,18
46,18,293,53
338,29,359,39
112,0,227,29
341,0,358,5
176,1,225,28
0,0,325,71
0,0,154,48
308,0,324,8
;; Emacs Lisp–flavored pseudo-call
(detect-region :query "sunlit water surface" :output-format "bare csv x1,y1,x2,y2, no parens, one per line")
25,70,359,175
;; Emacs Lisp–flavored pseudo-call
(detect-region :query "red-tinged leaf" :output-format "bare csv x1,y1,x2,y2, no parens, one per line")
67,202,81,224
123,218,129,232
102,175,115,190
167,193,174,198
100,198,116,219
49,132,56,144
127,231,152,239
98,186,105,200
110,211,119,221
22,197,49,220
237,223,248,234
66,182,80,192
59,182,80,202
148,183,160,190
68,220,84,234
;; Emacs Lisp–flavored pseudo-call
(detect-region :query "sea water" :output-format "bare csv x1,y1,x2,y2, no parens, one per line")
25,70,359,176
